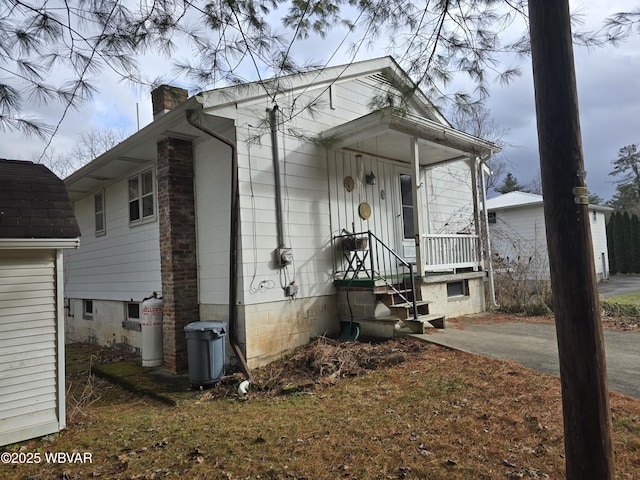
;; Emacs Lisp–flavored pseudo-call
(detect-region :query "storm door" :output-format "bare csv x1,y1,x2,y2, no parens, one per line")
398,172,416,262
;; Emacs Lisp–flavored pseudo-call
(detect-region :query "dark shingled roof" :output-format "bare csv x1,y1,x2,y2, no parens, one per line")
0,159,81,239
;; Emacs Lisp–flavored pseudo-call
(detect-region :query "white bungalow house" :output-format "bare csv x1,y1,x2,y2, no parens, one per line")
0,159,80,446
486,191,612,281
63,56,500,372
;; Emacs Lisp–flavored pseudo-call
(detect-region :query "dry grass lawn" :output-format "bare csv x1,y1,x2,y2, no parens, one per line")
1,317,639,479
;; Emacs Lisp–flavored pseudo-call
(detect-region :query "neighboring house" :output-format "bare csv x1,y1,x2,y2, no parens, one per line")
486,191,611,281
0,159,80,447
64,56,500,372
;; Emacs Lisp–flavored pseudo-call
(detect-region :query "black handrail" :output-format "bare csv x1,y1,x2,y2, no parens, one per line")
334,230,419,320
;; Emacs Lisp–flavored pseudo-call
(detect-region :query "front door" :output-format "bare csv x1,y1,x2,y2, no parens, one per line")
398,171,416,262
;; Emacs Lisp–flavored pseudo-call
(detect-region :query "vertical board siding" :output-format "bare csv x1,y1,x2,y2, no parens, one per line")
328,150,401,252
64,170,161,301
0,250,59,446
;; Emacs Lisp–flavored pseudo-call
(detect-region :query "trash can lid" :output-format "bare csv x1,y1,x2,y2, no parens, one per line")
184,321,227,333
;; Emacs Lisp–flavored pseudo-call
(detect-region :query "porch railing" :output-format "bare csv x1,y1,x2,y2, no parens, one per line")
333,230,419,320
424,233,480,271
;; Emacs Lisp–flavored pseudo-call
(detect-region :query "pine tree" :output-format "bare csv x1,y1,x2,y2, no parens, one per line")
609,144,640,201
632,214,640,273
619,212,632,273
495,173,526,194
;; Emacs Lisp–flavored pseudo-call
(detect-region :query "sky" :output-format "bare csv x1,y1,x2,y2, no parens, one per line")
1,0,638,202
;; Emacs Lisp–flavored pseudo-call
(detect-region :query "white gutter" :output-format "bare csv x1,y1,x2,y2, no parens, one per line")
0,238,80,249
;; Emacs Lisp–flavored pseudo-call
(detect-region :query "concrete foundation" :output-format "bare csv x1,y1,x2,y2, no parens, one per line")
65,298,141,353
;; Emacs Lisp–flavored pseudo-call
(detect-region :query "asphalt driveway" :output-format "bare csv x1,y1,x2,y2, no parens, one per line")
415,321,639,399
598,274,640,298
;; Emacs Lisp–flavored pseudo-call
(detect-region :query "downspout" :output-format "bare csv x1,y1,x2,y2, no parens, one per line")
479,151,499,308
269,105,286,250
186,109,254,386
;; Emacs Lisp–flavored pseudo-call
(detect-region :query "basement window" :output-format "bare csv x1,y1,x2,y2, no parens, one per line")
127,302,140,320
83,299,94,320
447,280,469,298
123,302,141,331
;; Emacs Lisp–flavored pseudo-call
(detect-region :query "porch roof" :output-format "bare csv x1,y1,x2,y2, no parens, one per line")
320,109,501,166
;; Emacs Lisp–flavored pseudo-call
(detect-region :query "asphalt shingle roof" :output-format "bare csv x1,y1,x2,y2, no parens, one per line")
0,159,81,239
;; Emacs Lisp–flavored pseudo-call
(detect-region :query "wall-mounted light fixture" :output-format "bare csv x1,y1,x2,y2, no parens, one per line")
365,171,376,185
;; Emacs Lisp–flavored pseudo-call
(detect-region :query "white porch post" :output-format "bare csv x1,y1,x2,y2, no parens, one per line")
410,137,425,276
469,156,482,271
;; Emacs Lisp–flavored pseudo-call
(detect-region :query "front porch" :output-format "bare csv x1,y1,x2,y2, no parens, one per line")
332,230,486,338
323,109,498,337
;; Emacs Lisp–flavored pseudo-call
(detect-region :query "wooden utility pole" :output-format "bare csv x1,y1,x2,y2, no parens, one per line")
527,2,615,478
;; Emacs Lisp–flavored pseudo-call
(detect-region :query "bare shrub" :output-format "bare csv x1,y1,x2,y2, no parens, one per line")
66,355,101,425
487,218,553,315
492,253,553,315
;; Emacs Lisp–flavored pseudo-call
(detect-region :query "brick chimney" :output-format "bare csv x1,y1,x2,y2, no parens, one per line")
151,85,189,119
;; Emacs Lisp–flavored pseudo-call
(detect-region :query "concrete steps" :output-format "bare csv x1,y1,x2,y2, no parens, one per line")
335,276,446,339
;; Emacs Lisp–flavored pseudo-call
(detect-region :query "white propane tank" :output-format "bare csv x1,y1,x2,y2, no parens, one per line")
141,293,163,367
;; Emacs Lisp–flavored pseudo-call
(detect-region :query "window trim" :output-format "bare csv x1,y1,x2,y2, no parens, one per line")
94,190,106,236
128,168,156,225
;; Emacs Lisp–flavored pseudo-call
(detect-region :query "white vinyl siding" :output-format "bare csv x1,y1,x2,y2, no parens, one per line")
201,74,442,305
65,173,161,301
590,209,609,278
194,134,233,305
197,78,390,306
488,204,610,280
488,205,550,279
424,159,475,234
0,250,61,446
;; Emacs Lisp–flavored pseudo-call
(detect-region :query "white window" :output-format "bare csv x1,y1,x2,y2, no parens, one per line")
129,169,155,224
592,210,597,222
95,190,105,235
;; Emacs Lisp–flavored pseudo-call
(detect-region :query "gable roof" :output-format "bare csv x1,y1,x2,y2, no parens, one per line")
65,56,455,200
0,159,81,239
197,56,449,125
486,191,612,212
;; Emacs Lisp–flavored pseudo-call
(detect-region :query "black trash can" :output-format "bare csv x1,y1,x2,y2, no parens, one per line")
184,321,227,388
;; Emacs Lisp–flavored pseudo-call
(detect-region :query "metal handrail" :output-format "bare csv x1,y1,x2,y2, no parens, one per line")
334,230,419,320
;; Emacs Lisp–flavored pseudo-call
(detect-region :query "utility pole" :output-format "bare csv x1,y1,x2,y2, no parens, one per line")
527,2,615,479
